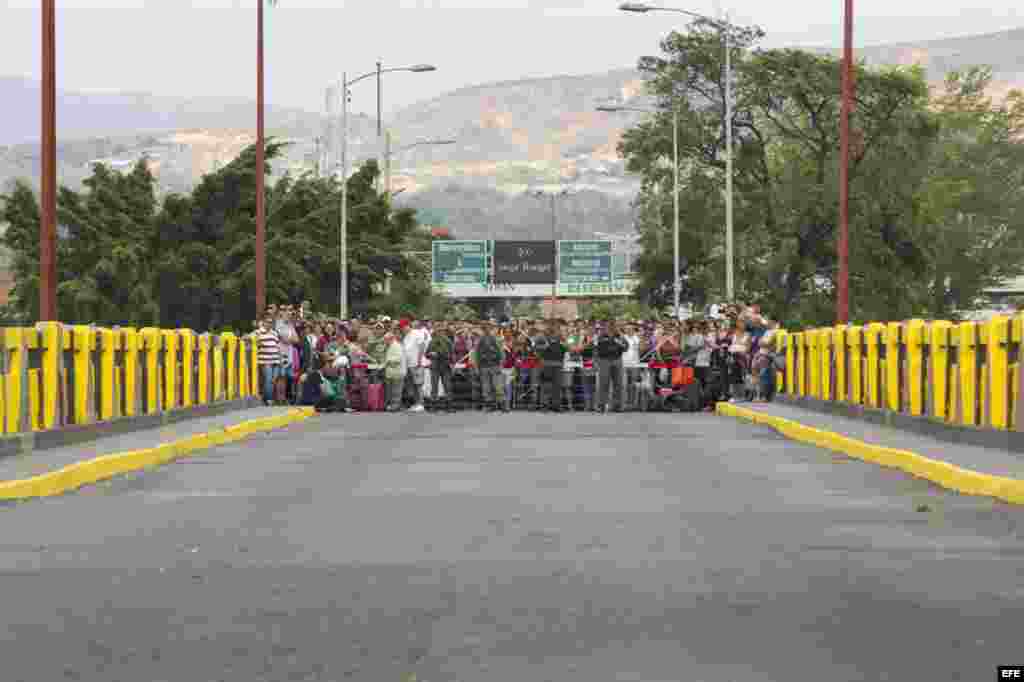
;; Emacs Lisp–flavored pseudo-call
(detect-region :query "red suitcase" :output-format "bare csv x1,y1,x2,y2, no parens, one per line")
366,383,385,411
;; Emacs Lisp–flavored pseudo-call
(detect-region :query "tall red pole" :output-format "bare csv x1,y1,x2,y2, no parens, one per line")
255,0,267,316
39,0,57,322
837,0,853,324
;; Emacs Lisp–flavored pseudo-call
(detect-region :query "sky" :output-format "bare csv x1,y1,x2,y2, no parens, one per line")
3,0,1024,121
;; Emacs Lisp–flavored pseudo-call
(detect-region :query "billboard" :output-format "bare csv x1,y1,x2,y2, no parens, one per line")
492,240,555,284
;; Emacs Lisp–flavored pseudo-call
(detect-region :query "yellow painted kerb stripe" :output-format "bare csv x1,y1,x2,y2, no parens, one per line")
716,402,1024,506
0,407,317,501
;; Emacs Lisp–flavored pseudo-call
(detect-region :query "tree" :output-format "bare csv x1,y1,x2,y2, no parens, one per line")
1,162,160,326
913,68,1024,319
1,139,434,329
0,180,44,321
619,21,944,325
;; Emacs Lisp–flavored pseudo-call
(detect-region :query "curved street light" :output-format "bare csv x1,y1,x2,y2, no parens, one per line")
528,188,575,301
394,138,456,154
338,63,438,320
618,1,736,302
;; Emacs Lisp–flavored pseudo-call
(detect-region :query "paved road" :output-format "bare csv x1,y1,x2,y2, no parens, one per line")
0,412,1021,682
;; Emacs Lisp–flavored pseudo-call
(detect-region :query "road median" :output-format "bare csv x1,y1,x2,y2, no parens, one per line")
717,401,1024,505
0,406,315,501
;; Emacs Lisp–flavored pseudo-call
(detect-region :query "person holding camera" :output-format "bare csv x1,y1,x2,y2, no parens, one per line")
594,321,630,413
534,320,569,412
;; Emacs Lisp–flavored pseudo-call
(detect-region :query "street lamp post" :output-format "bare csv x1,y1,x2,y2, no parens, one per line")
336,64,436,320
619,1,736,302
837,0,854,324
597,104,680,320
530,188,573,302
39,0,57,321
255,0,267,317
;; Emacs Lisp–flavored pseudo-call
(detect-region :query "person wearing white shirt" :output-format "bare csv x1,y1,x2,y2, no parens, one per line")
401,319,429,412
622,324,642,410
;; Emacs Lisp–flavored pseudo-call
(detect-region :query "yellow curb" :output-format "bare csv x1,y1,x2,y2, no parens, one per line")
0,407,317,501
716,402,1024,505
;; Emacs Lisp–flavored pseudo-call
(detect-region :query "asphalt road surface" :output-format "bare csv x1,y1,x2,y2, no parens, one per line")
1,412,1022,682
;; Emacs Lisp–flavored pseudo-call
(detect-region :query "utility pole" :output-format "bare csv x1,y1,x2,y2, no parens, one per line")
385,129,392,195
255,0,266,317
837,0,854,324
376,59,383,193
322,85,334,176
39,0,57,321
673,108,680,321
340,73,349,320
376,59,383,137
724,13,734,302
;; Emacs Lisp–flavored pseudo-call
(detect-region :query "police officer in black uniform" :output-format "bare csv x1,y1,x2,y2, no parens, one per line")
532,320,569,412
594,320,630,413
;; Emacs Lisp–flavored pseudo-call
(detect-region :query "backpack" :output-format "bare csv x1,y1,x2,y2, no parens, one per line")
476,335,501,367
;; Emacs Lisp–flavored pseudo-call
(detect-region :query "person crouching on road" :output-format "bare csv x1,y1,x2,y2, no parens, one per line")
473,321,508,412
595,321,629,413
426,323,456,412
316,349,353,413
383,332,406,412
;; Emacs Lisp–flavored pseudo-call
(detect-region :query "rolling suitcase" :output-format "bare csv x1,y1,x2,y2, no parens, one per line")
366,383,385,411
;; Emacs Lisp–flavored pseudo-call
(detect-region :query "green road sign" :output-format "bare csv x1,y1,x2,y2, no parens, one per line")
558,240,612,283
432,240,488,284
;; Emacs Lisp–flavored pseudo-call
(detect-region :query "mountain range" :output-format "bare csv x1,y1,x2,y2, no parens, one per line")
2,27,1023,240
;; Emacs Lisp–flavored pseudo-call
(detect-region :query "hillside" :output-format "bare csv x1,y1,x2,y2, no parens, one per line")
2,27,1023,240
815,27,1024,99
0,76,326,147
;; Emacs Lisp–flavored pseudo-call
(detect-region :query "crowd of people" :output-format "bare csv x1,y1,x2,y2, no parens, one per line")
254,301,784,414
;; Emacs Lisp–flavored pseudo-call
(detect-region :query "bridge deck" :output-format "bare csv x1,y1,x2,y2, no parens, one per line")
0,411,1020,681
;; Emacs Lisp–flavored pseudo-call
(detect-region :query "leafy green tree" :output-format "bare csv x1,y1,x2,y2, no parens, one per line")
913,68,1024,319
1,139,434,329
619,21,946,325
1,162,160,326
0,180,45,321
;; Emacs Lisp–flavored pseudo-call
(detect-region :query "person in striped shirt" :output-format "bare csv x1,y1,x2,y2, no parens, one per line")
257,316,282,405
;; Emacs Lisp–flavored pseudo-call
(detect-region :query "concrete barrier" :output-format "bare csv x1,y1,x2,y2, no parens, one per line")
775,315,1023,433
0,323,260,436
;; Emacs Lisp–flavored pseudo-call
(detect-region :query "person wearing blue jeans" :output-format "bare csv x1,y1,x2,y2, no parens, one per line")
257,317,283,405
260,363,282,404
